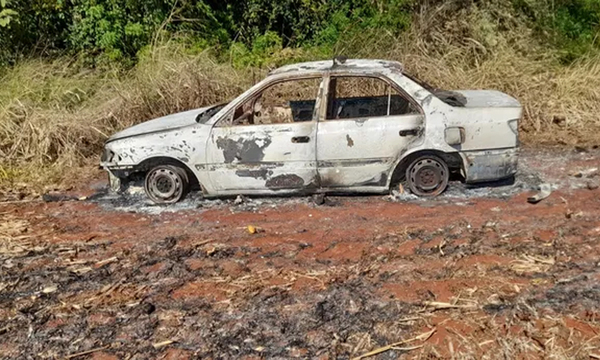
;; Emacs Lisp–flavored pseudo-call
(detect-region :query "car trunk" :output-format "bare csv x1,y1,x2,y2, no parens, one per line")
452,90,521,108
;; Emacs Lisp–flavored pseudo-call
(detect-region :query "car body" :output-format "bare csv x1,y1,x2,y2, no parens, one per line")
101,58,521,203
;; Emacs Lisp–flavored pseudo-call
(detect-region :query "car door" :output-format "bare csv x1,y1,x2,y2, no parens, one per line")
316,75,424,189
205,76,324,193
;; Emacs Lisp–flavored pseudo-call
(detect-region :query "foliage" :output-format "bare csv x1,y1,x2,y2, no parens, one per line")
0,0,71,65
69,0,166,64
513,0,600,62
0,0,416,66
0,0,599,66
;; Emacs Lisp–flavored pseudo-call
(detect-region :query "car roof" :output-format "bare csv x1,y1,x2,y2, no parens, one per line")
269,59,404,76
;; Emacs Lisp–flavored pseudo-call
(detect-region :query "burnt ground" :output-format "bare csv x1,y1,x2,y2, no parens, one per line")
1,147,600,359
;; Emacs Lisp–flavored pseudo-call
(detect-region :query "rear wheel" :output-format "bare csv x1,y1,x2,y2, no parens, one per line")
144,165,189,204
406,155,449,197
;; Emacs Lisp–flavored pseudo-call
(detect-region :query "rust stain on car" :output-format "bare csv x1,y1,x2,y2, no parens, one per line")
235,169,273,180
266,174,305,189
215,137,272,163
346,134,354,147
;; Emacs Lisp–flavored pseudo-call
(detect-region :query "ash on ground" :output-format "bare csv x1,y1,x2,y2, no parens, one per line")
91,147,599,213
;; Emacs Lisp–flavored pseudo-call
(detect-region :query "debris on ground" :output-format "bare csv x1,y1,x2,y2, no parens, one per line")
527,183,553,204
312,193,326,205
247,225,258,234
42,193,80,202
234,195,246,205
571,167,598,178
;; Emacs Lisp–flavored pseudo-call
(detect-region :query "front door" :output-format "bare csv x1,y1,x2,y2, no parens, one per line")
206,76,324,193
316,75,424,189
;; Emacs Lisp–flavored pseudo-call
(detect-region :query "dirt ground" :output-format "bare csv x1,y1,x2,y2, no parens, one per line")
1,147,600,359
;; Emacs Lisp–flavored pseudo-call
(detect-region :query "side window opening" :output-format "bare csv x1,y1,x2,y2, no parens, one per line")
224,77,321,126
326,76,419,120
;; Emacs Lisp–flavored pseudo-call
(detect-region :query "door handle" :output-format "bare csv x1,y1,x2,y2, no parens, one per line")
291,136,310,143
399,129,419,137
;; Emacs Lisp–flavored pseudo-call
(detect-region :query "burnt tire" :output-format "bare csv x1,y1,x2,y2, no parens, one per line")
144,165,189,204
406,155,449,197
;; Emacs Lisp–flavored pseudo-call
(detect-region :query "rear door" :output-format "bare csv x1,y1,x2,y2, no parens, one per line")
316,75,424,189
205,76,324,193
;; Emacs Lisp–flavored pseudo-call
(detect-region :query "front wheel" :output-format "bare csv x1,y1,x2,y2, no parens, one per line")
144,165,189,204
406,155,449,197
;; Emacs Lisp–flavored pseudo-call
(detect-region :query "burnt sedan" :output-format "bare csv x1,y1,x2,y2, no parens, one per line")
101,59,521,204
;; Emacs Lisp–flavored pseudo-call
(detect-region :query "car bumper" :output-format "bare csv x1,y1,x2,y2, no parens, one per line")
461,148,519,183
104,168,123,192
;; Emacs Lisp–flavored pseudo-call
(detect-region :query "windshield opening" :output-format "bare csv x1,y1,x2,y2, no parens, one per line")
196,103,228,124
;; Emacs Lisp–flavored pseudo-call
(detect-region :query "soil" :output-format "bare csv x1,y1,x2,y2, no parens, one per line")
1,147,600,359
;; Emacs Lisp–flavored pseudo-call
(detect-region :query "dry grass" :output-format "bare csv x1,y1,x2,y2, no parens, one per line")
0,214,30,257
511,254,555,274
0,46,250,189
1,1,600,190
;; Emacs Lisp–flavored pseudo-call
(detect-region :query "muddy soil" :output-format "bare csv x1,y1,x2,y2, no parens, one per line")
1,147,600,359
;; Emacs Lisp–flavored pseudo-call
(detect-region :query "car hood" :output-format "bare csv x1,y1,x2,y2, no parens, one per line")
107,106,212,142
454,90,521,108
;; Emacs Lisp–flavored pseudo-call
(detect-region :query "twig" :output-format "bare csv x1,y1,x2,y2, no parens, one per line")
151,0,179,53
391,345,424,351
70,267,93,275
95,257,118,267
0,199,41,205
351,333,370,356
523,254,555,265
397,316,422,323
478,340,495,347
65,345,109,359
152,340,175,349
193,239,215,247
351,328,436,360
422,301,477,310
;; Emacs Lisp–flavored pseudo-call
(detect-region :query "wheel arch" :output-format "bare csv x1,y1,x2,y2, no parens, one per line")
387,149,464,189
134,156,202,191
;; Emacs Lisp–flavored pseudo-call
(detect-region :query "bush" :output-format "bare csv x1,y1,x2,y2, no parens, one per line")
0,0,416,65
513,0,600,62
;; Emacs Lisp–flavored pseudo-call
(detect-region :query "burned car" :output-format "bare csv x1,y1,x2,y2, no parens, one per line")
101,58,521,204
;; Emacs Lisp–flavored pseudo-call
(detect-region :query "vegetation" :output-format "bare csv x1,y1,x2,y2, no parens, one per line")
2,0,600,65
1,0,600,188
0,0,414,66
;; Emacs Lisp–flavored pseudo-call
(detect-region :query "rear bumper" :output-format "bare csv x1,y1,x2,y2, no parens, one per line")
461,148,519,183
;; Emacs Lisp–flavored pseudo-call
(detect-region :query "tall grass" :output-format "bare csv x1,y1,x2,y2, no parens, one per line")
1,2,600,189
0,47,249,188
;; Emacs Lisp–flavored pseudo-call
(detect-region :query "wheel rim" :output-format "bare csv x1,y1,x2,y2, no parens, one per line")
146,168,182,203
409,159,447,196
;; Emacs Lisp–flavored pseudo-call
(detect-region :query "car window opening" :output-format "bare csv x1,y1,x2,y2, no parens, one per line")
326,76,419,120
402,72,467,107
228,78,321,126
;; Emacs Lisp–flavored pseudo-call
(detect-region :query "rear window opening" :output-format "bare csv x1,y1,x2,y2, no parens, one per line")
326,76,420,120
403,73,467,107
